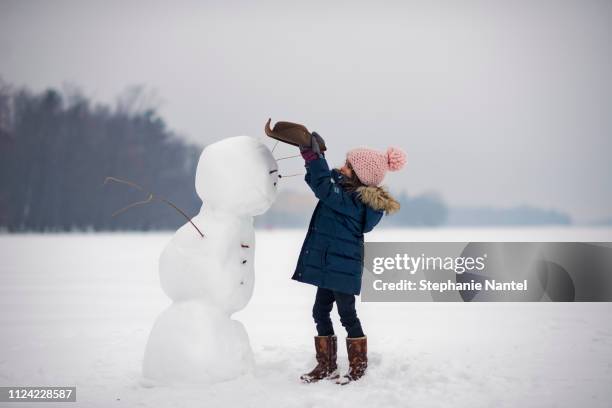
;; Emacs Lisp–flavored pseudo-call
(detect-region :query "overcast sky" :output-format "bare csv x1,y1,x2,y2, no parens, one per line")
1,0,611,221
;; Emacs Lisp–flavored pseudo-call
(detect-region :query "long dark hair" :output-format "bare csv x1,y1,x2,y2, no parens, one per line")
340,160,366,192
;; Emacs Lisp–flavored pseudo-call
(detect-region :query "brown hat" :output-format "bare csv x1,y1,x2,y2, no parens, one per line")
264,118,326,151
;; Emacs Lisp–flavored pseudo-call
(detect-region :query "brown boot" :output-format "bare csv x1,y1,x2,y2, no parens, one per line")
300,335,339,383
337,336,367,385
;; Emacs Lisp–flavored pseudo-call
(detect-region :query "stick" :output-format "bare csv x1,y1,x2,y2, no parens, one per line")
104,176,205,238
275,154,301,161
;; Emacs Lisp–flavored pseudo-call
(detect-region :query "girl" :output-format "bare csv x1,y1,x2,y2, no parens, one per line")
293,131,406,385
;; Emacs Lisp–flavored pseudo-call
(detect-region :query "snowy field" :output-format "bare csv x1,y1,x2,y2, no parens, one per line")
1,227,612,408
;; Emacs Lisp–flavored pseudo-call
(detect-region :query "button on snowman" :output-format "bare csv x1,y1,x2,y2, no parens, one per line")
143,136,279,383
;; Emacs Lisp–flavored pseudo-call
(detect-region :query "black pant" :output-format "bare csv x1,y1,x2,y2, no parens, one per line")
312,287,365,338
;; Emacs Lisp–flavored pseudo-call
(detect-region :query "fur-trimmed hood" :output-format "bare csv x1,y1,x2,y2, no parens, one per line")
356,186,400,215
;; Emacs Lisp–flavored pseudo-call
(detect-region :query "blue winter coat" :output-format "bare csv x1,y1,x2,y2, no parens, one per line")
292,156,394,295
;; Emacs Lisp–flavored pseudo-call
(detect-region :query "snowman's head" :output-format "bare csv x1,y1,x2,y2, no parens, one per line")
195,136,279,215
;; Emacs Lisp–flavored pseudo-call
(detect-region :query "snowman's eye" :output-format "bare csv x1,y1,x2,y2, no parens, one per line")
271,169,278,186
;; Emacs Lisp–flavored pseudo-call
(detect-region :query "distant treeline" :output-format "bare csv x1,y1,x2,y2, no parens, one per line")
447,205,571,226
256,191,449,228
0,81,573,232
256,191,573,228
0,82,202,231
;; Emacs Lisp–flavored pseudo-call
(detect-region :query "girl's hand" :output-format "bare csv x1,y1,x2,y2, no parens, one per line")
300,149,319,162
299,131,325,152
311,132,326,155
300,132,326,162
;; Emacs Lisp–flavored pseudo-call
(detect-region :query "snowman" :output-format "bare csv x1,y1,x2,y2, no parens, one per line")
142,135,279,384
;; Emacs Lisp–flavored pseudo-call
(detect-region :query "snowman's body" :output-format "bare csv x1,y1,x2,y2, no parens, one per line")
142,136,278,384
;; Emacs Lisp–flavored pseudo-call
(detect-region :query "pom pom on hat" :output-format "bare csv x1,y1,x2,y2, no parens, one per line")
346,146,407,186
386,147,407,171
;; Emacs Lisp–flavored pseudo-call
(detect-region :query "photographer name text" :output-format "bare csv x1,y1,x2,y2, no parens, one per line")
372,279,528,292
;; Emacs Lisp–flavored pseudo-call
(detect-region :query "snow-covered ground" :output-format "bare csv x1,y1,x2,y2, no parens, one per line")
1,227,611,408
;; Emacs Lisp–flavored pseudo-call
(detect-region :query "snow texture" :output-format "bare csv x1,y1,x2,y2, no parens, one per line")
143,136,278,383
1,227,612,407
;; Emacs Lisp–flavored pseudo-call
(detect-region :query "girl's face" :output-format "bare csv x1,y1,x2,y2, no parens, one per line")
340,160,353,178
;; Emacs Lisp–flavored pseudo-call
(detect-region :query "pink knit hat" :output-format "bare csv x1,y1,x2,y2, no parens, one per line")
346,146,407,186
